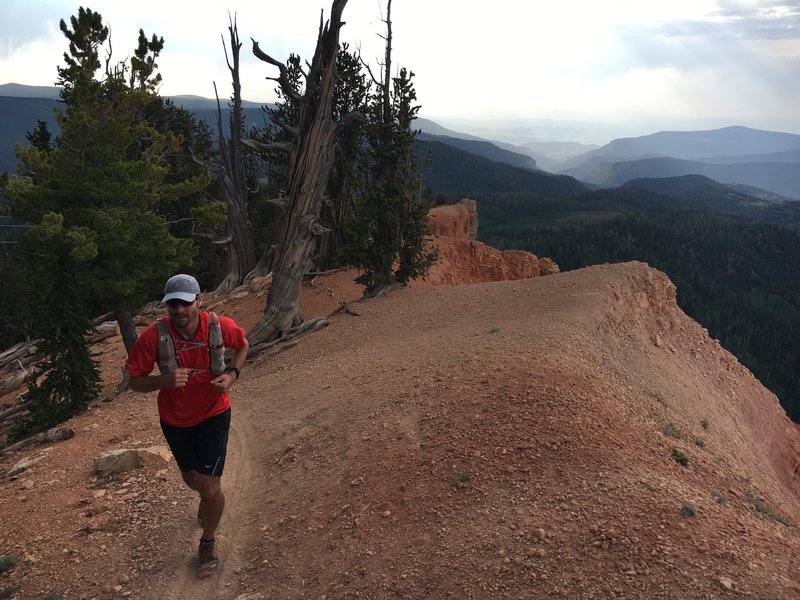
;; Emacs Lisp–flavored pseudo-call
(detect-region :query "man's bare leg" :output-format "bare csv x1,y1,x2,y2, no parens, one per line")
181,470,224,576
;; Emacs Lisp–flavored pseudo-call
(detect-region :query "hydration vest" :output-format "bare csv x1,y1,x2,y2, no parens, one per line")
155,312,226,375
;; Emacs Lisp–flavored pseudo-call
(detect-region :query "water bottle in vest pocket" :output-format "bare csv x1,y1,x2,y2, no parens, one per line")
208,312,226,375
156,318,179,374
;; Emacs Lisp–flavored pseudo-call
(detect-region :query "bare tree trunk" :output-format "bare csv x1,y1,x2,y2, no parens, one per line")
382,0,393,131
248,0,361,346
114,300,137,354
215,15,255,295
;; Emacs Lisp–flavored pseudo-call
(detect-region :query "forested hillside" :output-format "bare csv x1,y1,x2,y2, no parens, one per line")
469,184,800,422
415,140,586,197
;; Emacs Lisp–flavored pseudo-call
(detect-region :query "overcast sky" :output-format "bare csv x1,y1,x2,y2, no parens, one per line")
1,0,798,143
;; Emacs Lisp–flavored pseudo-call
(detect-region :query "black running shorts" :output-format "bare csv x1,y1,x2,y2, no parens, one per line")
160,408,231,476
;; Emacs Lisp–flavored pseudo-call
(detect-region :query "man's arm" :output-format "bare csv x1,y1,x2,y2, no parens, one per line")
228,340,249,371
129,369,191,393
210,338,249,392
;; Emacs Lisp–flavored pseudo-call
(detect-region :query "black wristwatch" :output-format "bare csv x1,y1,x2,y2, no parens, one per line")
225,367,241,379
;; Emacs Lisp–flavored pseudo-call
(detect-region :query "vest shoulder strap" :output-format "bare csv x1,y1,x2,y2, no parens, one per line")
155,318,178,374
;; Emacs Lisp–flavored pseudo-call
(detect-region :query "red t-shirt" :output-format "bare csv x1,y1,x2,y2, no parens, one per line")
125,311,247,427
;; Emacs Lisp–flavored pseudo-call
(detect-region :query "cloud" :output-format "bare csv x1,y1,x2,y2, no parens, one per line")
0,0,64,58
714,0,800,39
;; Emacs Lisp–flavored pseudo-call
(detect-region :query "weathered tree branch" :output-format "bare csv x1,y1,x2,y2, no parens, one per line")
251,40,303,104
241,138,295,154
267,196,290,208
269,114,300,140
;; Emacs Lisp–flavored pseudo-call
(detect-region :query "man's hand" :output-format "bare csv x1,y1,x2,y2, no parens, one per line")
211,371,237,393
164,368,191,389
129,367,191,393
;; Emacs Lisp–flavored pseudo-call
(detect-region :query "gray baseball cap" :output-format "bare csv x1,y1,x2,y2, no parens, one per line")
162,274,201,303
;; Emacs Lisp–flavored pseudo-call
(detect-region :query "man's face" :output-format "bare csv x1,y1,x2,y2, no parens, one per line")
166,296,200,330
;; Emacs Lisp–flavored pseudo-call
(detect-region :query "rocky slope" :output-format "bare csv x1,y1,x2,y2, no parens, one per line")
0,216,799,599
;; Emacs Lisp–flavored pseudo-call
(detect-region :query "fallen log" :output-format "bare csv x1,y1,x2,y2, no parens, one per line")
86,321,119,344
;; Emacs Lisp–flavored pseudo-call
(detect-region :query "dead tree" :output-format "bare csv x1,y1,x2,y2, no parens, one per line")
214,14,256,295
245,0,362,347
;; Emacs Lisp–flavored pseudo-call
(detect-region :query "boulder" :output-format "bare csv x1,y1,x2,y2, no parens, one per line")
94,449,143,476
7,455,44,477
93,446,172,476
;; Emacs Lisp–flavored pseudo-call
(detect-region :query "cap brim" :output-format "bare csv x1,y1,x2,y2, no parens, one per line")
162,292,197,304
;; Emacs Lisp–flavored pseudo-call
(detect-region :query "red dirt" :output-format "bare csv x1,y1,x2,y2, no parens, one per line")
1,256,799,600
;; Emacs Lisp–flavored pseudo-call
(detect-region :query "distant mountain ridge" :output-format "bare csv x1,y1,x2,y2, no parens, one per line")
557,126,800,200
418,132,537,171
588,126,800,160
0,83,61,99
3,83,799,201
0,84,271,174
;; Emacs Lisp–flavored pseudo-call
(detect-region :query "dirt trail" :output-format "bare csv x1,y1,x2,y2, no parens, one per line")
165,417,252,599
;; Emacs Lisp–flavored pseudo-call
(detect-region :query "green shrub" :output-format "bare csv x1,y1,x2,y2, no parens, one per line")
0,585,20,599
748,494,792,527
0,554,16,574
671,448,689,466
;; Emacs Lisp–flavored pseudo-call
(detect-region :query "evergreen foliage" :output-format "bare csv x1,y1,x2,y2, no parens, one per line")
322,44,370,264
246,45,433,291
343,67,435,293
10,213,100,441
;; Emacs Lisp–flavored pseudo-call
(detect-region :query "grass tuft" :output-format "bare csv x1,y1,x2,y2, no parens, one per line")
661,422,681,439
681,501,698,517
710,491,728,506
0,586,20,600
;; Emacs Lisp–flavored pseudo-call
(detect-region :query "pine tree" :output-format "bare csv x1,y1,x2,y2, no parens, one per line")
10,213,100,440
347,64,435,295
8,8,208,352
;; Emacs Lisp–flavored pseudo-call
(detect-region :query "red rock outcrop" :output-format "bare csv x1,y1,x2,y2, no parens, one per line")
416,199,558,286
427,199,479,239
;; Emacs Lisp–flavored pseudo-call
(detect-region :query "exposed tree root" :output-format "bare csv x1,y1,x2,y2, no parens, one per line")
249,316,330,359
328,302,362,317
362,281,402,300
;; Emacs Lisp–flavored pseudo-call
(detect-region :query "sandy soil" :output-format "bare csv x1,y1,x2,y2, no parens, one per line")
1,261,799,600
